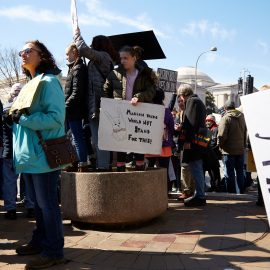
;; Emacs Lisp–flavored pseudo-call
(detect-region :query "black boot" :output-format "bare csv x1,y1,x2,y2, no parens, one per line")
117,166,126,172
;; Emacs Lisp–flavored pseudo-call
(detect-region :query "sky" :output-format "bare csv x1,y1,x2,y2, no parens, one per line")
0,0,269,88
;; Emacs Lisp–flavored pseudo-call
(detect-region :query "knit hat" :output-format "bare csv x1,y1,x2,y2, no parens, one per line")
205,114,216,123
8,83,23,103
10,83,22,96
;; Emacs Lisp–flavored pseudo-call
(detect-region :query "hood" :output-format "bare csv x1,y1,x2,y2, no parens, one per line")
225,109,243,118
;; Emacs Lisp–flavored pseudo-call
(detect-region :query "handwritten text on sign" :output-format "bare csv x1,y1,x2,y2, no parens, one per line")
98,98,165,155
241,90,270,227
157,68,178,93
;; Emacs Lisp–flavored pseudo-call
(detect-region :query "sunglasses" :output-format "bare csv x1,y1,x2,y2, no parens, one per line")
18,47,41,57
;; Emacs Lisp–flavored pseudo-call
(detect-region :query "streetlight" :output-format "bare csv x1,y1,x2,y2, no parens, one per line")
194,46,217,94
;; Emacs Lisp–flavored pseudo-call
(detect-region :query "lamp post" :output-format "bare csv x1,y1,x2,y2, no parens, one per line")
194,46,217,94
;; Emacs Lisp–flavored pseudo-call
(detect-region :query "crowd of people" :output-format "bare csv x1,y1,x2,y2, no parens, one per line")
0,28,262,269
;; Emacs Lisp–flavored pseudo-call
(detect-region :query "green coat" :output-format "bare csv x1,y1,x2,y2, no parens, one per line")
217,109,246,155
104,66,156,103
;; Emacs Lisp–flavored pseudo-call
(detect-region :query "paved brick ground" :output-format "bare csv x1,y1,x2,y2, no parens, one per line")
0,192,269,270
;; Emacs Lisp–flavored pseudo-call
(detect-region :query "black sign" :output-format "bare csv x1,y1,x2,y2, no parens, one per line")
157,68,178,93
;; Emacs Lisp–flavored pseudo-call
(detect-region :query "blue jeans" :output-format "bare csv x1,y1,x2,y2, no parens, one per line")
90,117,110,169
0,158,3,199
68,120,87,163
24,171,64,258
188,159,205,199
223,154,244,194
20,174,35,209
2,159,18,211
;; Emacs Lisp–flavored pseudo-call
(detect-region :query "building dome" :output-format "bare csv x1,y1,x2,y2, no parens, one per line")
176,66,216,87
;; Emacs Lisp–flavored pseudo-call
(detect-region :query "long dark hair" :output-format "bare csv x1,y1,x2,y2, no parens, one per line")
22,40,60,77
91,35,119,63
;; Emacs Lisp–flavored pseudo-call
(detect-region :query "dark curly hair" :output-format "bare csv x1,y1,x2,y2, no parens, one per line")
22,40,60,77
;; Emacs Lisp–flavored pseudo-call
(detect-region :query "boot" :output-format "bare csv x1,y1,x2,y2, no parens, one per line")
64,162,78,172
117,166,126,172
78,162,89,172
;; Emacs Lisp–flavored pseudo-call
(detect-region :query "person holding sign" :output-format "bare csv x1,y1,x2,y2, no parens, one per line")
73,27,118,171
104,45,157,171
13,41,65,269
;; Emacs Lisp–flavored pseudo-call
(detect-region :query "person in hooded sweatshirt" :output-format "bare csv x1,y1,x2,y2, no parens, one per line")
217,100,247,194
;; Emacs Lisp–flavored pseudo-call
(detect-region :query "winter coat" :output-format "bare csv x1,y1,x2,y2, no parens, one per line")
0,100,3,147
168,93,177,112
208,125,222,160
74,32,114,119
163,108,175,147
103,65,156,103
64,58,88,120
181,94,207,163
217,109,246,155
13,74,66,174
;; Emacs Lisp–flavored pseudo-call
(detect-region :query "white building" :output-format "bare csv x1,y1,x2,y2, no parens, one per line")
176,66,216,103
174,66,257,110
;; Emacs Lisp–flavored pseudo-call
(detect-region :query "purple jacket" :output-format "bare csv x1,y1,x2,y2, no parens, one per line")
163,108,174,147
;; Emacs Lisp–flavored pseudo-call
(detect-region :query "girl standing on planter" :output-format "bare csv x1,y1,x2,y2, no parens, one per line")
104,46,157,171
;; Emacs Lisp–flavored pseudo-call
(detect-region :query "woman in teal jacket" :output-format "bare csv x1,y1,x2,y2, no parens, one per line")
12,40,66,269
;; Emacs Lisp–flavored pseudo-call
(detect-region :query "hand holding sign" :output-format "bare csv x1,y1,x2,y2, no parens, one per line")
71,0,78,35
131,97,139,106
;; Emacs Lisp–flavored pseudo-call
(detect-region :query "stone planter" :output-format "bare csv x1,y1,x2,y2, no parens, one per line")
61,168,167,226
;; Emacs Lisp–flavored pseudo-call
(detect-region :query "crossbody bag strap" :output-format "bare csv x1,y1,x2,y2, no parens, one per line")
35,130,47,152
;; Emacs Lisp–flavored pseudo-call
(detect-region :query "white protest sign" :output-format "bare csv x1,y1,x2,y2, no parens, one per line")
98,98,165,155
10,74,43,113
71,0,78,33
241,91,270,227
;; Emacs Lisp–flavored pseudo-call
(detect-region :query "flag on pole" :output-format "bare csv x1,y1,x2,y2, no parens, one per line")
71,0,78,32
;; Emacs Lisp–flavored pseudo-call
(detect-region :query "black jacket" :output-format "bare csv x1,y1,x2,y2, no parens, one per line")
64,58,88,120
1,102,12,159
182,94,207,163
2,121,12,159
104,65,156,103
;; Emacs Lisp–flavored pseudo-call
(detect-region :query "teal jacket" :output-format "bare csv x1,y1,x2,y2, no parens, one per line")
13,74,66,174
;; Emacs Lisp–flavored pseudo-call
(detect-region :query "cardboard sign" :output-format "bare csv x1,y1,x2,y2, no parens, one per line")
10,74,43,113
98,98,165,155
241,90,270,227
157,68,178,93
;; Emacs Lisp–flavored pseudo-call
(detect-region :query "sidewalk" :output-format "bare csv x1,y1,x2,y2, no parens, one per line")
0,191,269,270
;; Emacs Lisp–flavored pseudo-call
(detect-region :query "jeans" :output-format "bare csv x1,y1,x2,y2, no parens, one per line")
24,171,64,258
68,120,87,163
181,164,195,196
20,174,35,209
2,159,18,211
0,158,3,199
223,154,244,194
188,159,205,199
90,117,110,169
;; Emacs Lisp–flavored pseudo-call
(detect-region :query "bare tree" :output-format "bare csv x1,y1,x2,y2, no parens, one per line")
0,47,21,87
